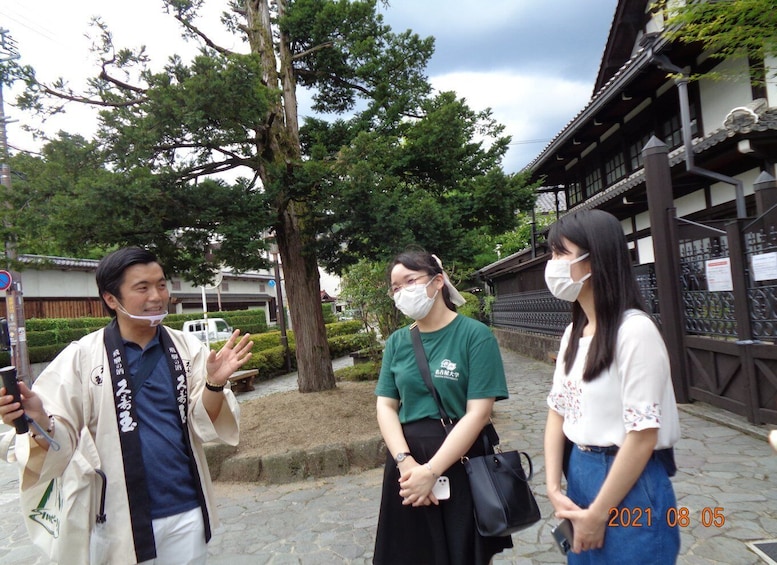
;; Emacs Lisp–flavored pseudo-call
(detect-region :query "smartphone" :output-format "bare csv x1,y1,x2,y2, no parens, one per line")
1,366,29,434
432,476,450,500
551,518,574,555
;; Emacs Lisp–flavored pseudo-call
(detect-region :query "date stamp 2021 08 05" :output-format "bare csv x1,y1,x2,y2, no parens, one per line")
607,506,726,529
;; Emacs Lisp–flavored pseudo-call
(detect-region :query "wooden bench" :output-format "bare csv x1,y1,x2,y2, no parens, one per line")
228,369,259,393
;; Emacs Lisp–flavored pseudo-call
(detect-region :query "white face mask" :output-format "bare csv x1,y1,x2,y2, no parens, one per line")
116,303,168,327
544,253,591,302
393,278,438,320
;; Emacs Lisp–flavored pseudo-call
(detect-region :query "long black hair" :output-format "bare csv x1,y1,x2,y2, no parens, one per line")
547,210,646,381
388,247,457,312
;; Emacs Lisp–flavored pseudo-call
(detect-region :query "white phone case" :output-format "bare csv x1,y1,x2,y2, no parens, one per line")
432,476,450,500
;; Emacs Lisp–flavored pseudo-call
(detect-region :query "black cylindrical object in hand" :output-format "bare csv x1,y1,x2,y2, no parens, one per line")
1,366,29,434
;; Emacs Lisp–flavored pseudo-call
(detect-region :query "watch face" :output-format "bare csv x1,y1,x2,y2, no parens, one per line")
396,452,409,463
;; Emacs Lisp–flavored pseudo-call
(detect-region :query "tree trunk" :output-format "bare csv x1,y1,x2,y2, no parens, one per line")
277,202,336,392
248,0,335,392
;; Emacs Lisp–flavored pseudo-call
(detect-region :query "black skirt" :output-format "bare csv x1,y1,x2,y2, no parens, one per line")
373,419,513,565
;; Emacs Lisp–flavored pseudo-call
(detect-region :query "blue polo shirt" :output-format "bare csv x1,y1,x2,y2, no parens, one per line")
124,331,199,519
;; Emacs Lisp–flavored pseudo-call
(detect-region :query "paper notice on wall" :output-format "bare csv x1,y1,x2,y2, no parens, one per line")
705,257,733,292
751,252,777,282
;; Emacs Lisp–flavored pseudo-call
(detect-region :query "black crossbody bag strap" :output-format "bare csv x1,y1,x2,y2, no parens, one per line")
409,324,500,448
410,323,453,426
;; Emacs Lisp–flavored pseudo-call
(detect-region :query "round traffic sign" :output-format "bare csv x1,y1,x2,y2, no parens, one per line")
0,270,11,291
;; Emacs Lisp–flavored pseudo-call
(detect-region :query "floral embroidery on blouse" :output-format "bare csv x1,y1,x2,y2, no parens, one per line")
548,378,583,424
624,403,661,430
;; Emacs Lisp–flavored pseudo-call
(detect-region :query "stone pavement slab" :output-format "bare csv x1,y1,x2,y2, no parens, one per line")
1,348,776,564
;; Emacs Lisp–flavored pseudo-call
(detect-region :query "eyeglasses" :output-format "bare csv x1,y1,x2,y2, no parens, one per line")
387,274,433,297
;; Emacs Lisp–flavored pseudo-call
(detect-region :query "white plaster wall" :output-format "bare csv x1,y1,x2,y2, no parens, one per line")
19,269,97,298
709,168,759,207
675,190,707,217
635,211,651,232
637,236,655,264
766,55,777,107
699,58,753,136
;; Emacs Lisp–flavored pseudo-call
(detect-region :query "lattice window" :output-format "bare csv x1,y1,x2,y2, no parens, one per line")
585,167,603,195
605,152,627,185
568,182,583,206
628,133,652,170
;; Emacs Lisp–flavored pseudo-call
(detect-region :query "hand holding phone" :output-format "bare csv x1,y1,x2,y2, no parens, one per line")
431,476,450,500
1,366,29,434
551,518,574,555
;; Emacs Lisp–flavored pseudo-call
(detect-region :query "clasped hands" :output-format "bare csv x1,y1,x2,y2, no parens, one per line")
397,460,439,507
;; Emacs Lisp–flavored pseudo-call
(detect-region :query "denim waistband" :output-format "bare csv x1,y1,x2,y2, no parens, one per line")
574,444,677,476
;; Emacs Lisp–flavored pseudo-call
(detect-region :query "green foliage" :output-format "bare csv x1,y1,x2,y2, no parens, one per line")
658,0,777,84
457,291,482,321
241,345,296,376
322,303,336,324
326,320,364,337
328,333,374,358
247,332,283,352
475,211,554,269
339,259,406,339
313,94,538,276
335,360,381,382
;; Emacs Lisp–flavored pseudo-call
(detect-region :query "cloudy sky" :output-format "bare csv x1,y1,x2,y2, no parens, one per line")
1,0,618,173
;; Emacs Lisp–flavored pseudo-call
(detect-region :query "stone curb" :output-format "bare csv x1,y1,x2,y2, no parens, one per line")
205,436,387,484
205,402,771,485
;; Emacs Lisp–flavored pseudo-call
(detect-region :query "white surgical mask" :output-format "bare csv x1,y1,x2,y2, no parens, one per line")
544,253,591,302
393,278,438,320
116,303,168,327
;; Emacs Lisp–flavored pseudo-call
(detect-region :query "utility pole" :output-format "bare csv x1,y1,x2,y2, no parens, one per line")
0,28,32,386
270,243,291,373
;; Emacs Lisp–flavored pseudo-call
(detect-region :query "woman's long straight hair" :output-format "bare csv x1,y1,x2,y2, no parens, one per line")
547,210,647,382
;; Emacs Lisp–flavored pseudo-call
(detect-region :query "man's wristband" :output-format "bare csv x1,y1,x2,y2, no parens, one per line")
205,379,225,392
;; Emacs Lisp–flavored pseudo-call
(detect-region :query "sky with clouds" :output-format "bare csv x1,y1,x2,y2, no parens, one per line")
1,0,618,173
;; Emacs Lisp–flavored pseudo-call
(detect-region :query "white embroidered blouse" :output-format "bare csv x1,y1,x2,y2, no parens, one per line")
547,309,680,449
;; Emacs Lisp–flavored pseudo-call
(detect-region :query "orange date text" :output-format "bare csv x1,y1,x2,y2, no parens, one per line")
608,507,726,528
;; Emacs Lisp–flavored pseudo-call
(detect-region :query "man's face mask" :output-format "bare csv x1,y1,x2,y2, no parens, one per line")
116,302,168,327
544,253,591,302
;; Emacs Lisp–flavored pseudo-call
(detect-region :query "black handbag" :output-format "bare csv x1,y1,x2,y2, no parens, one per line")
409,324,541,537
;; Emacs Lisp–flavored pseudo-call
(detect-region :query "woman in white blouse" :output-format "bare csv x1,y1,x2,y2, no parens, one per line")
543,210,681,563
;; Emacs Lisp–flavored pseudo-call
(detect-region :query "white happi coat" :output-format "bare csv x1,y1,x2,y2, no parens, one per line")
15,325,240,564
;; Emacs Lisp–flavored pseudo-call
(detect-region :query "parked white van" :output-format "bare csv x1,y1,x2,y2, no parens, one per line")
182,318,233,343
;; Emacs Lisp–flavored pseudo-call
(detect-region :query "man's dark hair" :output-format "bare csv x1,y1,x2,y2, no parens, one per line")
96,247,161,317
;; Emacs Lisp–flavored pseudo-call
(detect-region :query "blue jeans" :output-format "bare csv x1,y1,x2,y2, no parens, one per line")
566,446,680,564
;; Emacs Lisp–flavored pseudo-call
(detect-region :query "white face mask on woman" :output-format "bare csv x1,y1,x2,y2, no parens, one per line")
544,253,591,302
393,278,438,320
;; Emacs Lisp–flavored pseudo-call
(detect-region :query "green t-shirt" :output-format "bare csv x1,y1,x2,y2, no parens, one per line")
375,314,508,424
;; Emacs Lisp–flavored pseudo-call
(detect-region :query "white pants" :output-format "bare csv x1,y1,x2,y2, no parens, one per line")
137,507,207,565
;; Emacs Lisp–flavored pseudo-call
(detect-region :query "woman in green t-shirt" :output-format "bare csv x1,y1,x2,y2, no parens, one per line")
373,249,512,565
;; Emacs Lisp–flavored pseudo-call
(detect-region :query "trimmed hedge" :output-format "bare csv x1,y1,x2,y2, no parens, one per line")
6,316,370,381
335,360,381,382
326,320,363,337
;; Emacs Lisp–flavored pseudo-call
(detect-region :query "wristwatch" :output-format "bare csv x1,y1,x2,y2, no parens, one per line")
395,452,412,464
